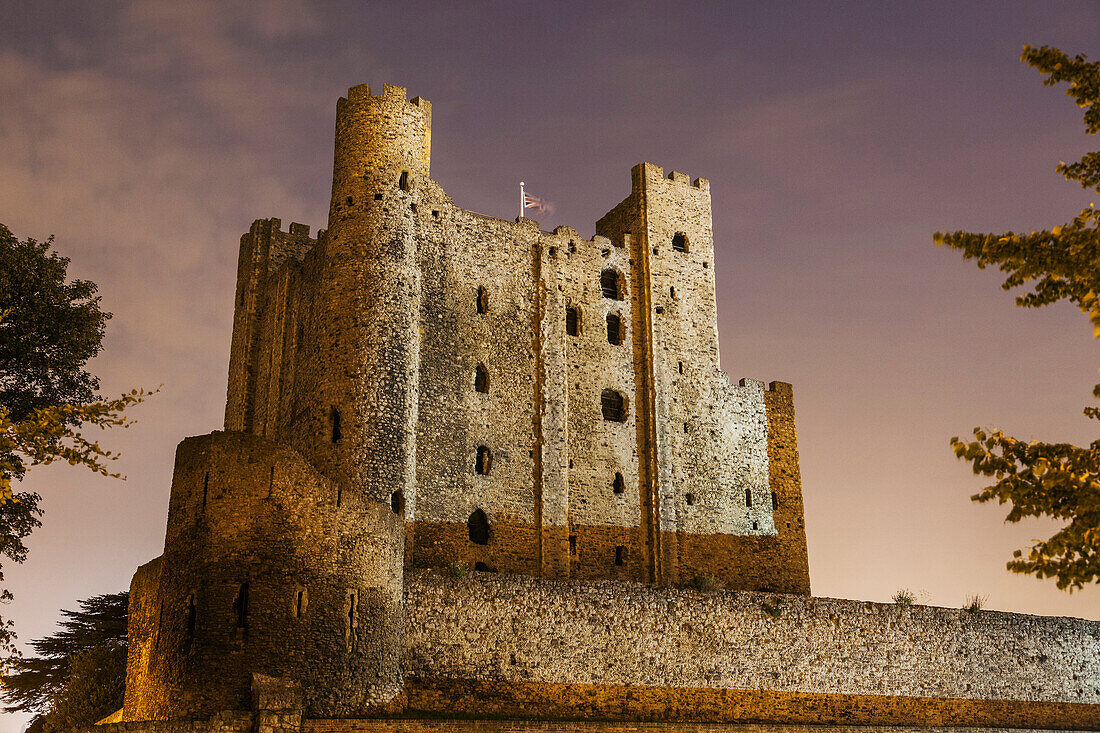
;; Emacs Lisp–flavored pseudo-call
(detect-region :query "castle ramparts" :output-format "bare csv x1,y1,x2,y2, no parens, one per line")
114,84,1100,730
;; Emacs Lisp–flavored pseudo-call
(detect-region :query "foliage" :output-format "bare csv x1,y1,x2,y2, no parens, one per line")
760,599,782,618
689,574,720,592
39,643,127,732
0,492,42,662
934,46,1100,591
892,589,915,606
963,594,987,614
0,224,110,425
1,592,128,729
0,392,151,506
0,223,149,664
443,562,467,579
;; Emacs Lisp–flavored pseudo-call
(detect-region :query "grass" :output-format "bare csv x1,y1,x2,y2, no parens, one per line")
964,593,986,613
892,589,915,606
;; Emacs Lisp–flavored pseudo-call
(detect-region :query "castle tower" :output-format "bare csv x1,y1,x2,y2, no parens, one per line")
124,85,433,719
123,82,810,723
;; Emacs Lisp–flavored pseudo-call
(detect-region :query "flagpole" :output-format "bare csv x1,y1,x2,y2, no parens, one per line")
519,181,525,219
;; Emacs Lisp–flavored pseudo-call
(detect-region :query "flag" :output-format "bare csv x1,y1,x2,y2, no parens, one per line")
523,191,551,213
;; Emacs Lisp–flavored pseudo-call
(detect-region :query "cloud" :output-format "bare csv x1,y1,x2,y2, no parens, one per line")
0,0,340,391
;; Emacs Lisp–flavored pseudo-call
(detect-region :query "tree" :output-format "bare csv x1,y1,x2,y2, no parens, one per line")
0,224,149,663
0,224,111,424
934,45,1100,591
1,592,128,730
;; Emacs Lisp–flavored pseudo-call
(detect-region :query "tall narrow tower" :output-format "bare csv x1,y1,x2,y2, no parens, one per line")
296,82,432,708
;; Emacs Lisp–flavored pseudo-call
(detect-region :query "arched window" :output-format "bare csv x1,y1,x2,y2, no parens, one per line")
600,269,622,300
672,232,688,253
601,389,626,422
468,508,490,545
475,364,489,393
612,472,625,494
565,305,579,336
476,286,488,314
390,490,404,515
606,313,622,345
475,446,492,475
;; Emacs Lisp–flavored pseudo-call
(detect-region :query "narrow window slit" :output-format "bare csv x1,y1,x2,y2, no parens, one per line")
476,286,488,314
233,582,249,630
745,488,753,507
186,593,197,636
346,590,358,649
331,407,342,443
606,313,622,345
475,446,492,475
566,305,580,336
614,546,626,566
612,472,625,494
475,364,489,393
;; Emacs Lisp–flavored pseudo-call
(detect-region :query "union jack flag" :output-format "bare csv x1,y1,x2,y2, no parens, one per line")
523,191,550,213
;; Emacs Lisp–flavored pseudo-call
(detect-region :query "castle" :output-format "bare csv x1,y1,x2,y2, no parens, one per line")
115,85,1100,731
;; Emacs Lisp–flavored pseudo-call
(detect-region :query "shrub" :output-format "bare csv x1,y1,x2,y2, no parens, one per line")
892,589,915,605
689,574,720,592
761,599,782,618
964,593,986,613
443,562,467,579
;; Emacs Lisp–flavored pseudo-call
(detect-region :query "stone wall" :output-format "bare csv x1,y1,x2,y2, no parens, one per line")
220,100,811,592
402,570,1100,728
122,432,404,720
87,719,1100,733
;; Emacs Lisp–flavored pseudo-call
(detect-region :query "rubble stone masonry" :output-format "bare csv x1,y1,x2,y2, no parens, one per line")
115,83,1097,729
403,571,1100,727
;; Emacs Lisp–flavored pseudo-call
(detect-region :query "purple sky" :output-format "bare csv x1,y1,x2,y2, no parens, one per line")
1,2,1098,725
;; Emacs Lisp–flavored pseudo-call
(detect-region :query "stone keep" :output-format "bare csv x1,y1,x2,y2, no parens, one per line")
123,82,811,719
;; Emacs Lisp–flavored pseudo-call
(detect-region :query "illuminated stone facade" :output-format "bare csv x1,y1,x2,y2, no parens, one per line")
117,85,1100,730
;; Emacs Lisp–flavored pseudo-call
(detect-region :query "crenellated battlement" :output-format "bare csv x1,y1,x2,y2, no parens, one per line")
630,162,710,192
338,83,432,125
